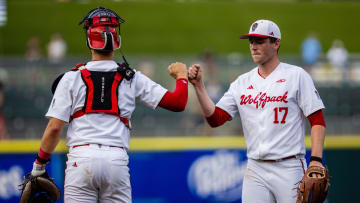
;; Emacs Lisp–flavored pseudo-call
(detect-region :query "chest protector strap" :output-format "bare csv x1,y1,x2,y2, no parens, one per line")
70,68,131,129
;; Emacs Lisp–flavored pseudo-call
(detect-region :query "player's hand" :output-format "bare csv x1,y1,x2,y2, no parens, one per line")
188,64,202,86
168,62,188,80
308,160,324,178
31,161,46,177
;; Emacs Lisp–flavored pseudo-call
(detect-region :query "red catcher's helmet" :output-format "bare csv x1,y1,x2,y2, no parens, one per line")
79,7,125,51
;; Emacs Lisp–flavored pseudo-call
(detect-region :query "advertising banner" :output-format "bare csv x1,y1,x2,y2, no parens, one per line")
0,136,340,203
0,154,65,203
130,149,248,203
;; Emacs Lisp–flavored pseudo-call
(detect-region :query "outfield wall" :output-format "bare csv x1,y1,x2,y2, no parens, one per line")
0,136,359,203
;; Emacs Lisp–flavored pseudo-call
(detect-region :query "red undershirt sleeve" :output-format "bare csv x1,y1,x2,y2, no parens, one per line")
307,109,326,128
206,107,231,128
158,78,188,112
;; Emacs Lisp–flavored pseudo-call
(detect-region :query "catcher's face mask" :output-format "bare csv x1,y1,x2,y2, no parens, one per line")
79,7,125,51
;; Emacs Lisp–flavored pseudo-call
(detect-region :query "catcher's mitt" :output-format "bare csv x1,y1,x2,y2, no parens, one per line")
296,166,330,203
19,172,60,203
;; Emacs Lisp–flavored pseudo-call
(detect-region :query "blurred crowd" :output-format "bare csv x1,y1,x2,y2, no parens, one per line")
0,32,360,140
25,33,67,66
301,32,354,82
24,32,356,83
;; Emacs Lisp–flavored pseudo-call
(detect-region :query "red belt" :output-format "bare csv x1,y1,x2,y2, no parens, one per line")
72,144,124,149
261,155,297,162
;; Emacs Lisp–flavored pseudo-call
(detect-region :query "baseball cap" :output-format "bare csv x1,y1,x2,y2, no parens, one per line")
240,19,281,40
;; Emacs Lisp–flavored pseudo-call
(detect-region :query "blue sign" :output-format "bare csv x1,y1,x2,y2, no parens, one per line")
0,149,317,203
187,150,247,202
0,154,65,203
129,150,248,203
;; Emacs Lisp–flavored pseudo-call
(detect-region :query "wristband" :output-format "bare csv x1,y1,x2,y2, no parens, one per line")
309,156,322,163
36,148,51,164
36,155,51,164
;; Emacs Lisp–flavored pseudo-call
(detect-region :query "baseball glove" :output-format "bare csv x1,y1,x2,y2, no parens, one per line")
296,166,330,203
19,172,60,203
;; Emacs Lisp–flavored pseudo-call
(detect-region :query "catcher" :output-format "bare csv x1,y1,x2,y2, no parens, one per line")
21,6,188,203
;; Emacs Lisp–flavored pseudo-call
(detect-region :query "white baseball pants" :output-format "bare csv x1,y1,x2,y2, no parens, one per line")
242,157,307,203
64,144,131,203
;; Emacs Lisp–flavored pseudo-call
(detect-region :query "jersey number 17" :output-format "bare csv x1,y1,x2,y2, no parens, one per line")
273,107,288,124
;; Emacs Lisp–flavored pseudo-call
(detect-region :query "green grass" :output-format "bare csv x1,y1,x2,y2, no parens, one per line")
1,0,360,55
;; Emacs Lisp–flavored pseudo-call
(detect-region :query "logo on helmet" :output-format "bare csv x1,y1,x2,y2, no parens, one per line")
251,23,258,32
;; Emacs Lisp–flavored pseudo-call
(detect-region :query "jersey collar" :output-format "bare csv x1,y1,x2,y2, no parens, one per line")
253,63,283,87
86,60,118,71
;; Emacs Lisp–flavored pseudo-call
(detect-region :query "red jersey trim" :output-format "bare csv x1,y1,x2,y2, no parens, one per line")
206,107,231,128
307,109,326,128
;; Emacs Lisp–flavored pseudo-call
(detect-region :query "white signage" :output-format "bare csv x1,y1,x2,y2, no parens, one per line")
0,166,23,199
187,150,247,202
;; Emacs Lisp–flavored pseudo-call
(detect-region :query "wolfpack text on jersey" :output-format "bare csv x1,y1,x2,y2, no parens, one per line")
217,63,324,160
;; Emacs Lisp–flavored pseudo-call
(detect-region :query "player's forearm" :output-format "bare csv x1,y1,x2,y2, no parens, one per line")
158,78,188,112
310,125,325,158
40,118,65,154
193,82,216,117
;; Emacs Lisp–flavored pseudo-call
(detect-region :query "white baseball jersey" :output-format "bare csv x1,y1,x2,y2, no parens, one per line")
217,62,324,160
46,60,167,149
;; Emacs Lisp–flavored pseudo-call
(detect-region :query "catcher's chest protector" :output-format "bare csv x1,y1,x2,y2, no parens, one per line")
51,63,131,128
79,68,123,115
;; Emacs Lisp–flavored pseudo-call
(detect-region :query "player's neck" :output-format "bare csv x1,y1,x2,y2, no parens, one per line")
257,57,280,79
91,50,114,61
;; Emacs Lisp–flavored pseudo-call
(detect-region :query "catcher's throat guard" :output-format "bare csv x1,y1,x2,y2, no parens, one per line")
79,7,125,51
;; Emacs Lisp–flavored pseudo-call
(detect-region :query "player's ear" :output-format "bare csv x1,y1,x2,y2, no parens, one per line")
275,39,280,48
274,39,280,53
